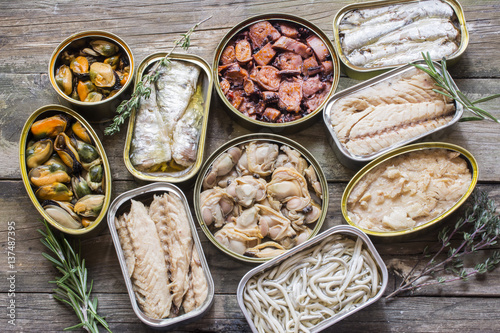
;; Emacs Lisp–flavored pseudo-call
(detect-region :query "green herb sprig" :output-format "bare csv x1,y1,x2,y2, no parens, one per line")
104,16,212,136
39,220,111,332
387,191,500,299
412,52,500,123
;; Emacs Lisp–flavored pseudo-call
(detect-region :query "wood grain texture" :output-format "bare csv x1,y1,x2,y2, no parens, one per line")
1,0,500,332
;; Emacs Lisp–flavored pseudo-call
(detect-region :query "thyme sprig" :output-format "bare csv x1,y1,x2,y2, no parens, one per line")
387,191,500,299
38,220,111,332
411,52,500,123
104,16,212,136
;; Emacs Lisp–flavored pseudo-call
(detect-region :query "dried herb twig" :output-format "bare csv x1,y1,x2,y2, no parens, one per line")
39,220,111,332
411,52,500,123
387,191,500,299
104,16,212,136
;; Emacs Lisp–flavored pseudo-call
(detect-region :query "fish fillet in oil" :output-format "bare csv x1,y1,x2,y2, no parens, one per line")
114,214,135,278
125,200,172,319
182,246,209,313
329,68,455,156
149,193,193,312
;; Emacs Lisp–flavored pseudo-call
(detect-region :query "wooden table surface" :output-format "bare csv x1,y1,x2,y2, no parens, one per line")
2,1,500,332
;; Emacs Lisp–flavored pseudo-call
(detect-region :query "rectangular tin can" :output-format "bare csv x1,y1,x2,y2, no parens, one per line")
332,0,469,80
123,52,213,183
236,225,388,332
341,142,478,239
107,182,215,329
323,61,464,169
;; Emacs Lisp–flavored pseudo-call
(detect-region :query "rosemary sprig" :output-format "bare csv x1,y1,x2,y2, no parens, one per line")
387,191,500,299
411,52,500,123
38,220,111,332
104,16,212,136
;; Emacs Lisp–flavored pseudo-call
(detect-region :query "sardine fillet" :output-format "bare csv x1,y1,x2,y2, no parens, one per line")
126,200,172,319
149,193,193,311
130,80,171,170
114,214,135,278
182,247,209,313
172,85,204,167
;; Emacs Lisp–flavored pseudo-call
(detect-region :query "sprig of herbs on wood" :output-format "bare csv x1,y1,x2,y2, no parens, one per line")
387,191,500,299
104,16,212,136
411,52,500,123
39,220,111,333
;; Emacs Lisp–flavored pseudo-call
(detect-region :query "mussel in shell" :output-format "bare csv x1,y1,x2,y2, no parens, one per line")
35,182,73,201
26,139,53,169
29,164,71,187
43,200,82,229
74,194,105,217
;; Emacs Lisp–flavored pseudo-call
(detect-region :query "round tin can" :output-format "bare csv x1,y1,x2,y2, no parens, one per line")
213,13,340,133
48,30,134,123
123,52,212,184
341,142,478,238
194,133,329,263
19,104,112,237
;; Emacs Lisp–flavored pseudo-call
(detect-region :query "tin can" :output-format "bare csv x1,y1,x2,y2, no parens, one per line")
193,133,329,263
341,142,478,238
332,0,469,80
213,13,340,133
123,52,212,183
107,182,215,329
323,61,464,169
49,30,134,122
237,225,388,332
19,104,112,237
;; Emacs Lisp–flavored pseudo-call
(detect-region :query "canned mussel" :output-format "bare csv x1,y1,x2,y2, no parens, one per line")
19,105,112,236
214,14,340,133
194,133,329,263
332,0,469,79
237,225,388,332
49,30,134,122
107,182,214,329
342,142,478,238
123,52,213,183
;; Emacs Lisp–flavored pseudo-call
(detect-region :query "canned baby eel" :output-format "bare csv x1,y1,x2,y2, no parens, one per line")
123,52,213,183
332,0,469,80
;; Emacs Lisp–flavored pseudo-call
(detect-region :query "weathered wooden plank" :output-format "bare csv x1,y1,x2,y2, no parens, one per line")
2,292,500,332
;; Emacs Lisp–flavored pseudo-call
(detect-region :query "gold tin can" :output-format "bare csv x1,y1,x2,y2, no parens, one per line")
193,133,329,263
341,142,478,238
332,0,469,80
123,52,212,183
19,104,112,237
213,13,340,133
49,30,134,122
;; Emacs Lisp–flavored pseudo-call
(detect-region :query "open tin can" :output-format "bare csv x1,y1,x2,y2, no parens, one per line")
49,30,134,122
123,52,212,183
19,104,112,237
237,225,388,332
323,61,464,169
194,133,329,263
107,182,215,329
342,142,478,238
332,0,469,80
213,13,340,133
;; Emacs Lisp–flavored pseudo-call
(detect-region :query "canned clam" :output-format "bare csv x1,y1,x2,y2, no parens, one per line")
123,52,212,183
49,30,134,122
214,13,340,133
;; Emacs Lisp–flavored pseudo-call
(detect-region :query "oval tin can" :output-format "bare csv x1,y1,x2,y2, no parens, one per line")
332,0,469,80
237,225,388,332
19,104,112,237
123,52,213,183
341,142,478,238
323,61,464,170
193,133,329,263
213,13,340,133
107,182,215,329
49,30,135,122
